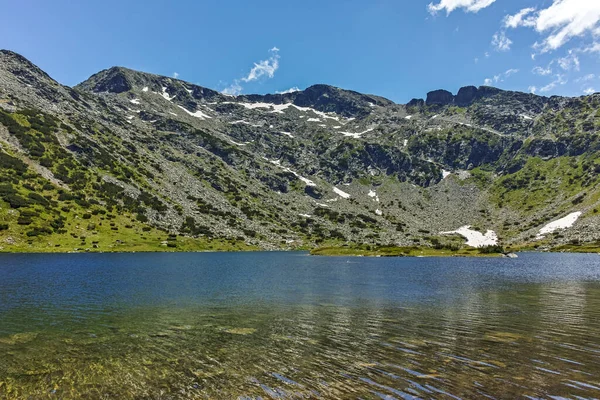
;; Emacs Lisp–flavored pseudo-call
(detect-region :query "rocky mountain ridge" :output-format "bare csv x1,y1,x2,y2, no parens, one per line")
1,49,599,253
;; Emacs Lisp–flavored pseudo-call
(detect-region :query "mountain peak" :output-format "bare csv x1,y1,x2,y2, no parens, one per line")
77,66,137,93
425,85,506,107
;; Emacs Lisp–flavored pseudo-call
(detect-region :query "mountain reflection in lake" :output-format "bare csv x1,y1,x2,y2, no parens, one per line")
1,252,599,399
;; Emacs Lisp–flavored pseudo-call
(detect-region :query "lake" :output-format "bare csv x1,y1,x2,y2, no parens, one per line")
1,252,600,399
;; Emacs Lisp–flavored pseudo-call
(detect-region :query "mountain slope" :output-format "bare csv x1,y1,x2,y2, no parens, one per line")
1,49,600,253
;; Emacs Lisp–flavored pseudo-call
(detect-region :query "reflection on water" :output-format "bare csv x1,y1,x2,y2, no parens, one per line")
0,252,600,398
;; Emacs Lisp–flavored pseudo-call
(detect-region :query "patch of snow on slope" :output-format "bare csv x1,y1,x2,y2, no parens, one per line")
229,139,249,146
536,212,582,239
223,102,341,121
403,139,408,147
405,115,412,120
368,190,380,202
126,115,134,120
339,128,374,139
431,115,438,119
185,88,193,94
307,118,321,122
333,187,351,199
441,226,498,248
177,105,211,120
375,209,383,216
442,170,451,178
520,114,533,120
230,120,261,127
168,112,178,116
160,87,175,101
269,160,315,186
299,214,312,218
130,98,141,105
142,87,149,92
279,131,294,138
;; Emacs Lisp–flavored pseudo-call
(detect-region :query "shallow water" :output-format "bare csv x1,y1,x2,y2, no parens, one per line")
1,252,600,399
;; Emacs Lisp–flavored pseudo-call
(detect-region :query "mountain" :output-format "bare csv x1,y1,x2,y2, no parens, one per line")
1,49,599,253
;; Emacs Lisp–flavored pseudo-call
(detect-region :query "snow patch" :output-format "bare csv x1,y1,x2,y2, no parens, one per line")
520,114,533,120
279,131,294,138
298,214,312,218
442,170,451,179
441,226,498,248
269,160,316,186
375,209,383,216
307,118,321,122
142,87,149,92
230,120,260,127
177,105,212,120
168,112,178,116
537,212,582,239
185,88,193,94
339,128,374,139
222,101,342,121
160,87,175,101
229,139,250,146
405,115,412,120
129,98,141,105
333,187,351,199
403,139,408,147
368,189,380,202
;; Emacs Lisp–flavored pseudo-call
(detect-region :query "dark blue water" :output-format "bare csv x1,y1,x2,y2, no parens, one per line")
1,252,600,399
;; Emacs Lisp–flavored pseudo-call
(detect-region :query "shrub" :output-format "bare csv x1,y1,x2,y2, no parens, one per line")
5,194,30,208
479,245,505,254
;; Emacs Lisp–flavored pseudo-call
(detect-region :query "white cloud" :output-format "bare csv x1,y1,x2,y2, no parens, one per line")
528,86,538,94
582,42,600,53
504,8,536,29
173,72,179,79
241,47,280,82
276,87,301,94
427,0,496,15
532,65,553,75
221,47,281,96
222,80,243,96
506,0,600,53
575,74,595,83
557,52,580,71
483,68,519,86
584,87,596,94
492,31,512,51
539,74,568,92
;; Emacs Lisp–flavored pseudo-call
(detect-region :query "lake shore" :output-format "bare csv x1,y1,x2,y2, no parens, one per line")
309,245,506,257
2,241,599,256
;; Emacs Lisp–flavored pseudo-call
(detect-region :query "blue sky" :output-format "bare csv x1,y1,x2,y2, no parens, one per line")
1,0,599,103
